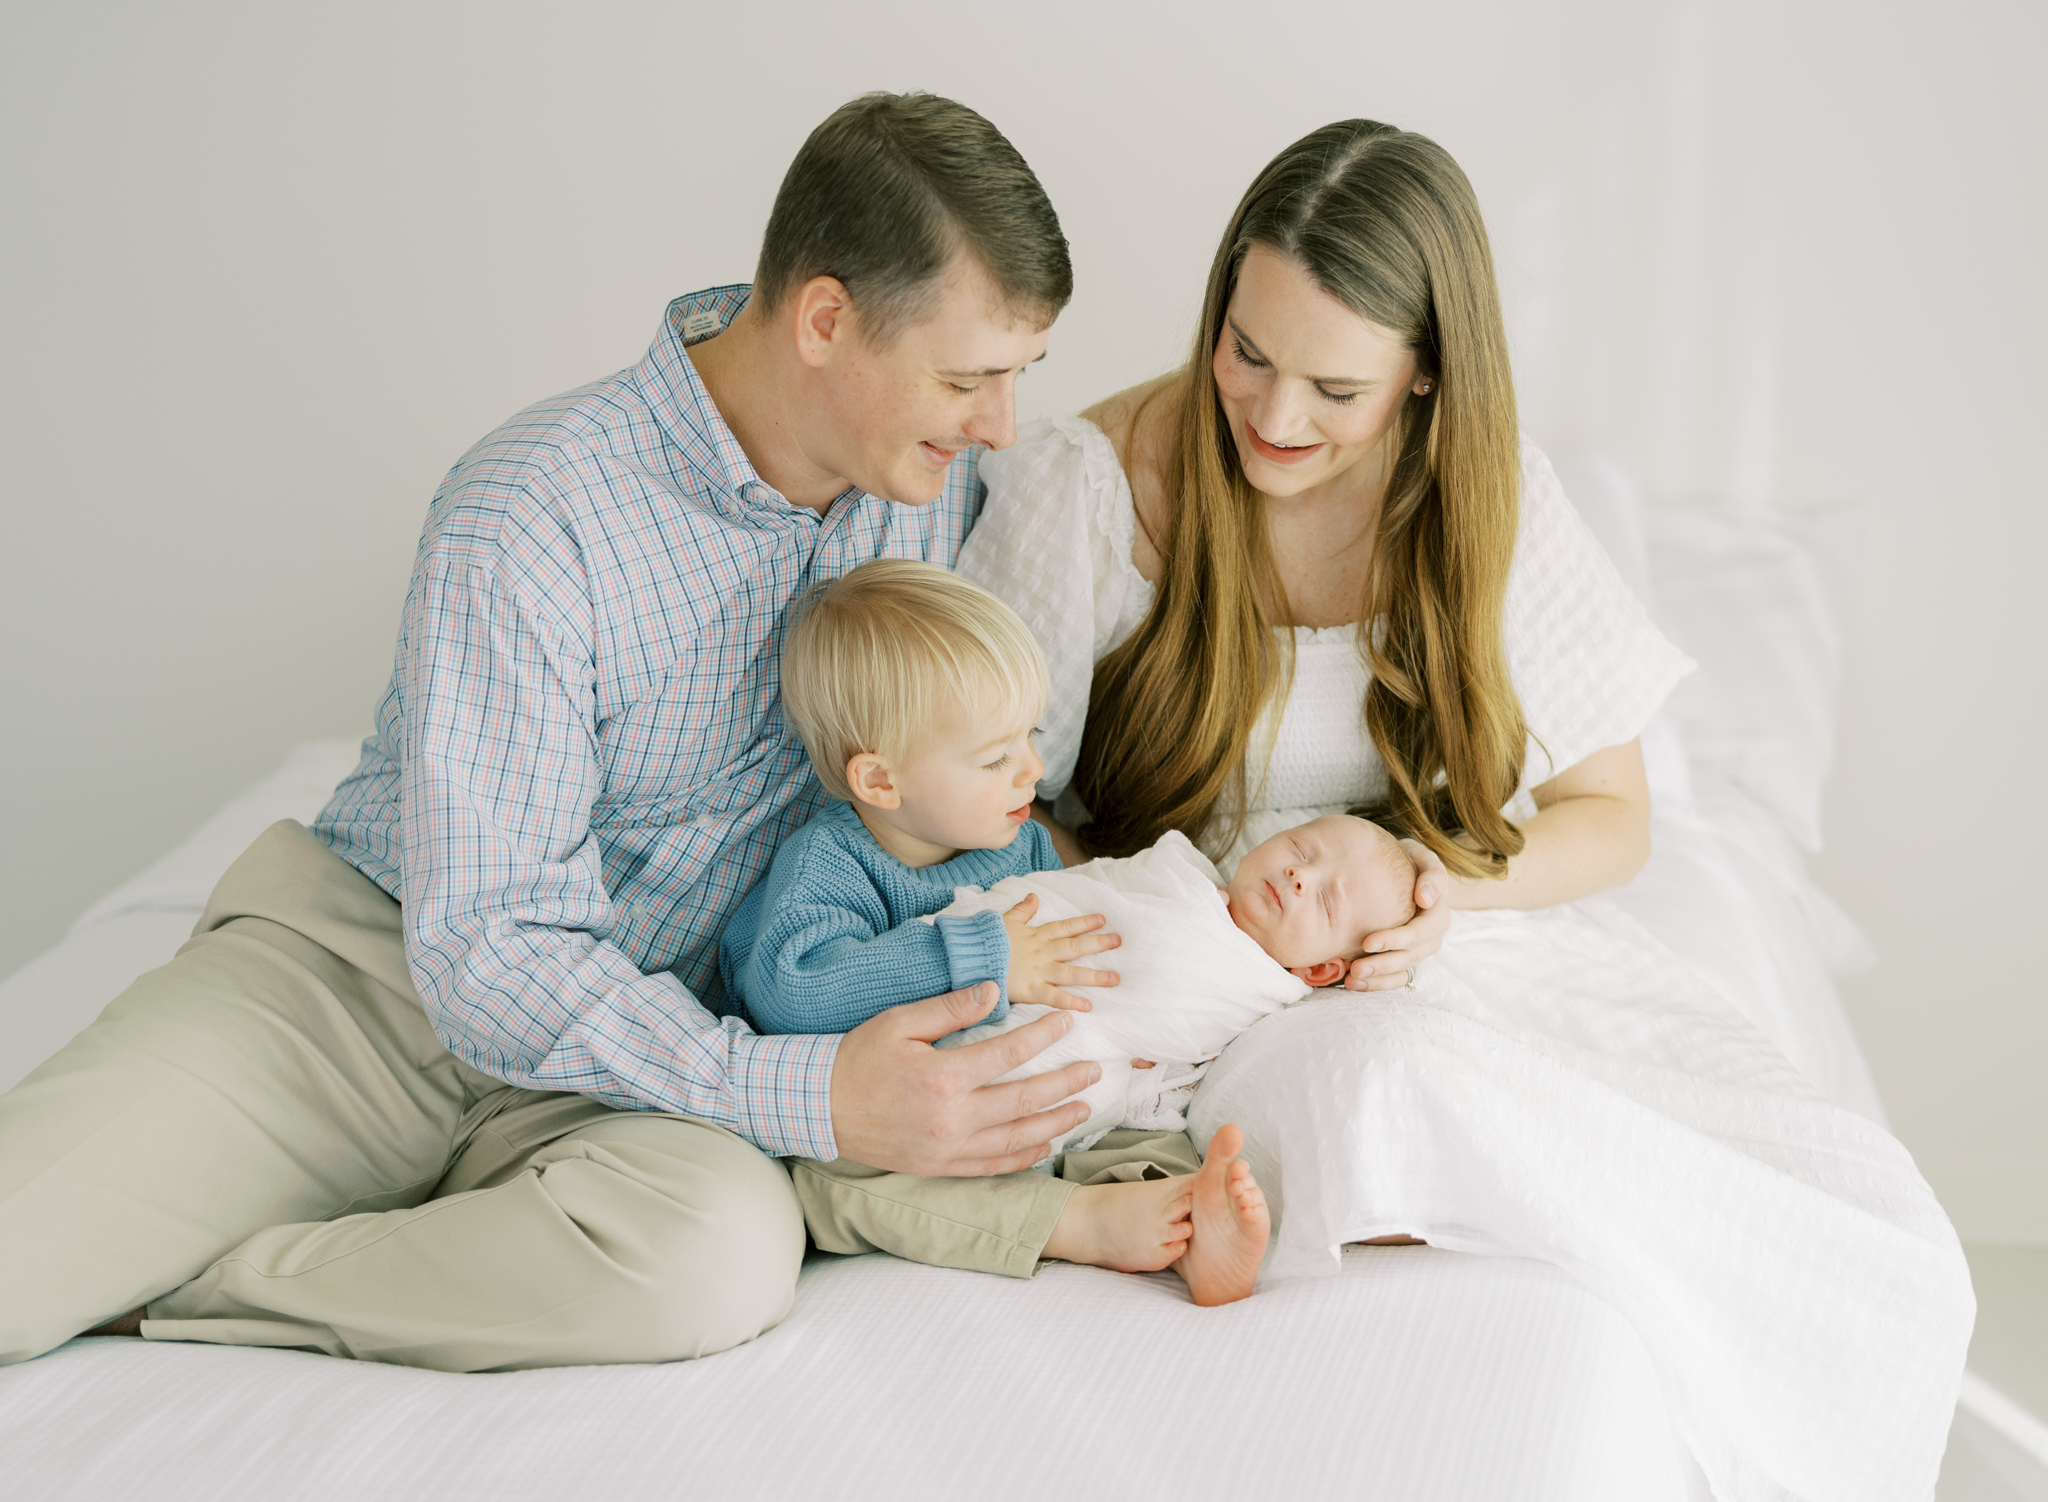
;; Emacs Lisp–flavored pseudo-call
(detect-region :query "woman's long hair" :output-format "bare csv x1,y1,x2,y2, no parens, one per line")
1071,120,1528,880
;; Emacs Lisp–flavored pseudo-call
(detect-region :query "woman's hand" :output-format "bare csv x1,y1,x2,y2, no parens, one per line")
1343,839,1452,992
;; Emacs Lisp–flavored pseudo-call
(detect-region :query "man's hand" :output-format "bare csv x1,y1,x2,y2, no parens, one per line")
829,982,1103,1176
1002,893,1119,1011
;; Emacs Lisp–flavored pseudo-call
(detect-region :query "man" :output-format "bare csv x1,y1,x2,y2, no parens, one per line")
0,91,1104,1371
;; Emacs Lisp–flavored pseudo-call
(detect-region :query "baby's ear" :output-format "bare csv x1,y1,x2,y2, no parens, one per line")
845,753,900,810
1288,958,1349,988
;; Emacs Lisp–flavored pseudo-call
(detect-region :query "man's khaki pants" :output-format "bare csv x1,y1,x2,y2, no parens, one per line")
0,821,805,1372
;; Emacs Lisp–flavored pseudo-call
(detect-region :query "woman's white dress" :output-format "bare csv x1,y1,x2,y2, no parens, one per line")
960,418,1973,1502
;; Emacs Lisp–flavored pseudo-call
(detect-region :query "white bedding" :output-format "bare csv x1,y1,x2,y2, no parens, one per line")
1190,898,1968,1501
0,1249,1685,1502
0,467,1970,1500
0,740,1700,1500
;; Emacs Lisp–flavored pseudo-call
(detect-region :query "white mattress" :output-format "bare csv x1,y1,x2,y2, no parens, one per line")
0,468,1957,1500
3,1248,1685,1501
0,740,1693,1499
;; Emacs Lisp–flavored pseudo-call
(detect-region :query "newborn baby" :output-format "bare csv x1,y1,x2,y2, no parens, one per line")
1219,810,1422,984
936,811,1420,1152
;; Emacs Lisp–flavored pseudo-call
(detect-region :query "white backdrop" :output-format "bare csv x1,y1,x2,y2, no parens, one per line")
2,0,2042,1238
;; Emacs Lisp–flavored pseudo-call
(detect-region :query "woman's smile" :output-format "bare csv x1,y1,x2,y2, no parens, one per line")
1244,421,1326,465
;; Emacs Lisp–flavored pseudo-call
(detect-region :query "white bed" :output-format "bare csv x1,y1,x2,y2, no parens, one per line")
0,460,2012,1500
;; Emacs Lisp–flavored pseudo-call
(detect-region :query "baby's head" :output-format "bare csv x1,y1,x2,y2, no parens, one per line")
781,559,1048,864
1225,814,1419,986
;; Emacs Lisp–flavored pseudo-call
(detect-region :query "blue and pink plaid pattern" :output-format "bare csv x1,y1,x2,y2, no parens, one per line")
314,287,983,1158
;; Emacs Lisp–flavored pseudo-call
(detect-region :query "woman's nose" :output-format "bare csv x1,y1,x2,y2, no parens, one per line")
1252,389,1310,446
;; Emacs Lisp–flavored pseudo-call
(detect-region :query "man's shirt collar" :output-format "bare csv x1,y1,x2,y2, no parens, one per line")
638,284,860,525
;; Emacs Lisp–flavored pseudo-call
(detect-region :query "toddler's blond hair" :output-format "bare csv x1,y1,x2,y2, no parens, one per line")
780,559,1049,801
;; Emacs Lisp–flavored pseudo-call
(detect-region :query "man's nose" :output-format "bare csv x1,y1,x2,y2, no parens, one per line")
963,373,1019,451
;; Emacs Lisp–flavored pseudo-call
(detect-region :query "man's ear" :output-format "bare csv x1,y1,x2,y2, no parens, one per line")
1288,958,1348,988
791,276,856,370
846,752,900,810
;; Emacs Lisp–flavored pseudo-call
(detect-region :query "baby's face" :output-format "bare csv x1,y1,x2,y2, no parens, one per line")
867,699,1044,859
1226,815,1418,978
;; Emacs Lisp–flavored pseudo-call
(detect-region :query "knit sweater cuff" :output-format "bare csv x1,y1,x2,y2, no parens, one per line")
933,910,1010,1021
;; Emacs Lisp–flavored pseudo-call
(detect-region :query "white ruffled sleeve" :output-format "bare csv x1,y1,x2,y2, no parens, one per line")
958,418,1154,802
1501,441,1696,819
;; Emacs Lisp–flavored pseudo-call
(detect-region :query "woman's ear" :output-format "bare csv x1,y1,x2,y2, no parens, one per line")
1288,958,1349,988
845,752,901,810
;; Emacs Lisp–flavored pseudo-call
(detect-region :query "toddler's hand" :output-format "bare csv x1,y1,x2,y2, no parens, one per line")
1003,892,1120,1012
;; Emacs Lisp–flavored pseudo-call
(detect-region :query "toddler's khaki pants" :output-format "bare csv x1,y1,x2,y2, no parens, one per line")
0,821,805,1371
790,1135,1203,1280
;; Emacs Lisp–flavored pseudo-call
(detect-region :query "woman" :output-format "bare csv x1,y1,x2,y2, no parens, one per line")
960,121,1970,1502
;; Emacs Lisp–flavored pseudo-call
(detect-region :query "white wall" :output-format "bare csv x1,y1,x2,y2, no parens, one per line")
3,0,2042,1235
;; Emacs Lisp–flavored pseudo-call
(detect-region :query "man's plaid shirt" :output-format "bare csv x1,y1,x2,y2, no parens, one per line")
314,287,983,1159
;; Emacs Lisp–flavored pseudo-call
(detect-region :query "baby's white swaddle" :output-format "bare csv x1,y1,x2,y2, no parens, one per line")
929,831,1310,1155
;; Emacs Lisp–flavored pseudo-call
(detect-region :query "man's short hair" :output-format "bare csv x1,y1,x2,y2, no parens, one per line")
754,91,1072,344
780,560,1049,800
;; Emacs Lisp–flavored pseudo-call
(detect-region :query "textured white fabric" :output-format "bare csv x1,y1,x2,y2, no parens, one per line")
1241,622,1382,812
961,419,1697,865
0,1250,1689,1502
1187,896,1972,1502
932,831,1308,1153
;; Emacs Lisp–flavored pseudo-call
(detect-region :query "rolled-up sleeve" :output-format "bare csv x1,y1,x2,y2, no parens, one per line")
395,551,840,1160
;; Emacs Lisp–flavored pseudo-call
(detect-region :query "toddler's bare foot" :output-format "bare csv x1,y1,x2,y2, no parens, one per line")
1042,1175,1193,1273
85,1307,144,1338
1173,1124,1269,1307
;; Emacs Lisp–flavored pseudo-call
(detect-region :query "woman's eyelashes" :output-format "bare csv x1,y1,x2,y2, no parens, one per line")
1229,337,1359,404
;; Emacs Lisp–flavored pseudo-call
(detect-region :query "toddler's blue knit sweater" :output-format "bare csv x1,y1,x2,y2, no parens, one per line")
720,799,1061,1035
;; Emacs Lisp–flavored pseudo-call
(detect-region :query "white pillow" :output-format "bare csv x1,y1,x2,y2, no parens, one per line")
1549,451,1858,855
1642,507,1860,853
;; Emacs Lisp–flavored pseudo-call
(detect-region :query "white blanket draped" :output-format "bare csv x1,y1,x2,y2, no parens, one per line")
1187,897,1973,1502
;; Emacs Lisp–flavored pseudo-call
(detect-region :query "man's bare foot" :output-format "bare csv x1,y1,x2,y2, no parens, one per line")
84,1308,144,1338
1172,1124,1269,1307
1042,1175,1194,1272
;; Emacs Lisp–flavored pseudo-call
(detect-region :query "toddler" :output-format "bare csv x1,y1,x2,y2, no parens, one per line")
722,560,1414,1303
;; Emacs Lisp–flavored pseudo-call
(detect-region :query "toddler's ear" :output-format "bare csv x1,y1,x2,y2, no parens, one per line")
846,753,901,810
1288,958,1348,988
